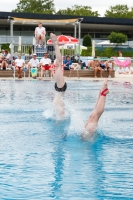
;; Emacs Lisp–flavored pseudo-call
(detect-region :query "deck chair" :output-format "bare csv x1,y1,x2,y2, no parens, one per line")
69,63,81,78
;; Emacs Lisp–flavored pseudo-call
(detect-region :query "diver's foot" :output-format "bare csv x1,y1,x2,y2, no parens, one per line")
101,79,108,90
100,79,109,96
50,33,58,45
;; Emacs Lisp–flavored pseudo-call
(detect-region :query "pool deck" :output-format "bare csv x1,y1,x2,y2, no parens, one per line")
0,73,133,84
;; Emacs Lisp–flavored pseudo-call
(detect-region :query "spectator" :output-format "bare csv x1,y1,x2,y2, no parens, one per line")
100,60,106,70
15,54,25,78
50,60,56,78
0,49,5,57
117,66,125,74
39,52,51,80
118,50,122,57
35,22,46,47
28,53,39,79
125,65,133,74
105,60,114,78
0,50,5,69
63,56,72,70
1,50,11,70
88,59,94,69
92,57,102,78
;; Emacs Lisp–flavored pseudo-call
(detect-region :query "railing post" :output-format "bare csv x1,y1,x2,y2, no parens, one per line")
77,18,83,62
10,19,14,57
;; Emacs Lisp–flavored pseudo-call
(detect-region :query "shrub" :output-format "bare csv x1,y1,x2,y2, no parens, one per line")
83,34,92,47
107,32,128,43
81,47,133,57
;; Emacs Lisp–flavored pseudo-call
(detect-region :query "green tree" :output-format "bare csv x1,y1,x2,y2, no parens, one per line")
83,35,92,47
12,0,55,14
1,44,10,52
104,5,133,18
107,32,128,43
56,5,100,16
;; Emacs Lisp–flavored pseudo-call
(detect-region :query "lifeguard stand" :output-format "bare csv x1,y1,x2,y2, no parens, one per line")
8,17,83,61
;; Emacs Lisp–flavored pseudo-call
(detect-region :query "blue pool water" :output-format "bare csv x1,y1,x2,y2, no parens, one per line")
0,80,133,199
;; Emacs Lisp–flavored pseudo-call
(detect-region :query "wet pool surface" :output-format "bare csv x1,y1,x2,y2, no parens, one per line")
0,80,133,199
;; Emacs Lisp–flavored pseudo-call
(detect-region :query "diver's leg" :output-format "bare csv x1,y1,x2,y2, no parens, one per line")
50,33,65,88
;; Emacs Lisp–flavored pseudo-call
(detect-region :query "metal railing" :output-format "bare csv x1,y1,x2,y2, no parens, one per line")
0,36,34,45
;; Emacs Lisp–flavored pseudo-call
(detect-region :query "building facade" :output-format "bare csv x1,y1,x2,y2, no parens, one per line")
0,12,133,38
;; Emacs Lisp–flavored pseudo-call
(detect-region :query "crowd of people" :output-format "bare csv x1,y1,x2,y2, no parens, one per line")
88,57,133,77
88,57,114,78
1,48,133,79
117,64,133,74
0,22,133,79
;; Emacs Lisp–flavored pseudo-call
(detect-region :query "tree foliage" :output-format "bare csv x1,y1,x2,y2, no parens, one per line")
107,32,128,43
1,44,10,52
104,5,133,18
56,5,100,16
83,35,92,47
12,0,55,14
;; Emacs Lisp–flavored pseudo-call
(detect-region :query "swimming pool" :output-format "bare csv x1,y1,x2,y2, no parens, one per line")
0,80,133,199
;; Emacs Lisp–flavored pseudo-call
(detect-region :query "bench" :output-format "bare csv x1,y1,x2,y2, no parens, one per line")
64,69,115,78
0,69,50,78
0,69,29,78
0,69,115,78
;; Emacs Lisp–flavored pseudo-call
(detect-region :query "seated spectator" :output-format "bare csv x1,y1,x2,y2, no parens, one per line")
105,60,114,78
1,50,11,70
125,65,133,74
117,66,125,74
80,60,86,69
35,22,46,47
100,60,106,70
0,51,5,69
88,59,94,69
39,52,51,80
92,57,102,78
28,53,39,79
63,56,72,70
0,49,5,57
50,60,55,78
15,54,25,78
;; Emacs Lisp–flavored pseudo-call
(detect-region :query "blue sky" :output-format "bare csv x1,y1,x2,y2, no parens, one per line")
0,0,132,17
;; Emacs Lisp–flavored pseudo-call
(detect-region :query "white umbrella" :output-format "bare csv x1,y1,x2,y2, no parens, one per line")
97,40,110,45
96,40,115,45
18,36,21,52
92,40,95,57
59,44,87,50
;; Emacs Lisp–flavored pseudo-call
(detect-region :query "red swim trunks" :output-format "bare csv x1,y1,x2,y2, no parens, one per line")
42,65,51,70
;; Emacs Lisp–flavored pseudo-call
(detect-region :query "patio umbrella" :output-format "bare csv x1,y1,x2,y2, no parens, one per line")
47,35,79,45
92,40,95,57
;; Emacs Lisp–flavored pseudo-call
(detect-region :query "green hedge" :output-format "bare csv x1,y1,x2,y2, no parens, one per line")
60,49,74,56
1,43,10,52
81,47,133,57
